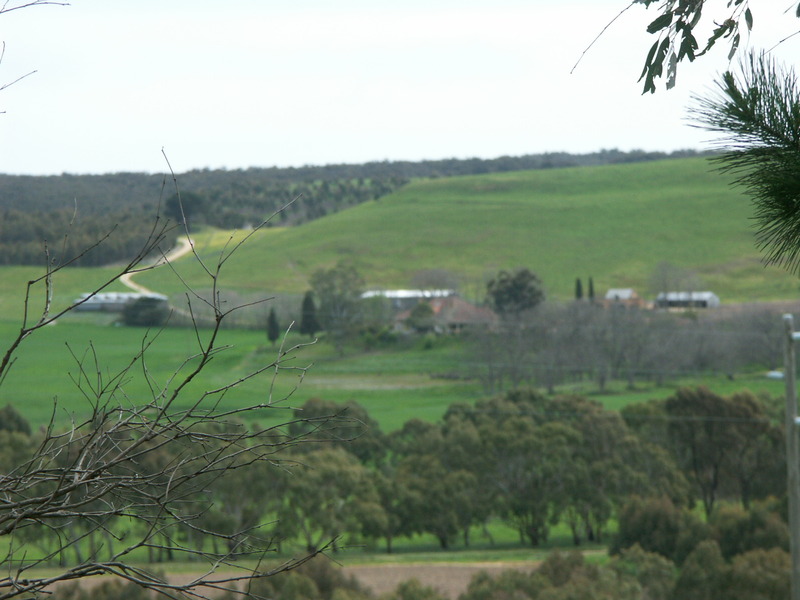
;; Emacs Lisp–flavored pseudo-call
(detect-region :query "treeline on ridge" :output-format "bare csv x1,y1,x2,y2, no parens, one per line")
0,149,705,266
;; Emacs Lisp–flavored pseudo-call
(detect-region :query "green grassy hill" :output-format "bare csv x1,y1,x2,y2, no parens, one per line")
1,156,796,314
129,156,798,303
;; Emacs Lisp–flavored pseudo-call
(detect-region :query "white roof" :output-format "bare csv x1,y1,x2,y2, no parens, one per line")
656,291,719,301
605,288,637,300
361,289,455,300
76,292,168,303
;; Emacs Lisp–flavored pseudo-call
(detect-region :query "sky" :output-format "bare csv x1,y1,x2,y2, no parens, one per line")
0,0,797,175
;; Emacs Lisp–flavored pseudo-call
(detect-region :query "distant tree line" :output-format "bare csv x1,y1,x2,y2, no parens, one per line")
0,206,164,267
0,149,707,266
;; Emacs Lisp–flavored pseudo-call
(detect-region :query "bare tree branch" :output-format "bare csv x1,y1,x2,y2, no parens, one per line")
0,181,335,598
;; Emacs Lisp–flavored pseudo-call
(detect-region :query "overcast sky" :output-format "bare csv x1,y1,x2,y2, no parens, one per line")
0,0,797,175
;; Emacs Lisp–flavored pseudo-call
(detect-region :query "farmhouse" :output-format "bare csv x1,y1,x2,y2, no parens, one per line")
603,288,646,308
74,292,169,312
395,295,497,333
655,291,720,309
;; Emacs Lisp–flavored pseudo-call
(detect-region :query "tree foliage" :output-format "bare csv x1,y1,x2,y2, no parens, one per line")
664,387,783,517
164,191,207,227
299,291,321,338
471,299,794,395
406,301,435,333
310,261,365,353
574,277,583,300
121,296,170,327
267,306,280,345
630,0,793,93
613,496,710,565
277,447,382,553
689,51,800,273
485,268,544,317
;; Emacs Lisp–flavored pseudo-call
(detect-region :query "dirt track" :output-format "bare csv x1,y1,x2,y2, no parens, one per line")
119,236,193,294
48,561,536,599
343,562,536,599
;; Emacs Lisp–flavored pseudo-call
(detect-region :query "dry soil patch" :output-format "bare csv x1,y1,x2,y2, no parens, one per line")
343,562,536,599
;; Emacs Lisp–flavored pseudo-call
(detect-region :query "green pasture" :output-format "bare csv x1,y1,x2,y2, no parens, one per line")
0,317,482,430
127,157,798,302
0,313,787,431
0,265,130,322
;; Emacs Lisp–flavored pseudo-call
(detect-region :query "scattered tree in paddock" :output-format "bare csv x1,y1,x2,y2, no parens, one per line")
310,261,365,354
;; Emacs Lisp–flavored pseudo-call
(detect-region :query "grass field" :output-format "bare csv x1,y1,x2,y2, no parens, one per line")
0,313,787,431
120,157,799,303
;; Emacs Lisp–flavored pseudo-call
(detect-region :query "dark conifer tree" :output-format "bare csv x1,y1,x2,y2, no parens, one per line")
299,291,320,338
575,278,583,300
267,307,280,346
588,277,595,303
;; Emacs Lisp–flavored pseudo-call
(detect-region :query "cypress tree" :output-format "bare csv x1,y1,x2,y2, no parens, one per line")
588,277,595,302
299,291,320,338
267,307,280,346
575,278,583,300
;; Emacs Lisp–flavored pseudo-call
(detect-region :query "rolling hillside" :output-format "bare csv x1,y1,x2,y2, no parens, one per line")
0,155,797,429
127,156,798,304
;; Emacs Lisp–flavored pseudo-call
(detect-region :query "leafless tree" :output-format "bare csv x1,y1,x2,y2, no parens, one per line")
0,180,341,598
0,4,349,596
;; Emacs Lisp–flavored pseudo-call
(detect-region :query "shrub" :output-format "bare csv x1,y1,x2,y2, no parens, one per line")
610,544,676,600
612,496,710,564
710,502,789,560
461,569,547,600
727,547,790,600
384,579,447,600
670,540,727,600
122,296,170,327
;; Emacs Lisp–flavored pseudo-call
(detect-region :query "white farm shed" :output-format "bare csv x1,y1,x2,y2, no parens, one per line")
74,292,168,312
655,291,720,309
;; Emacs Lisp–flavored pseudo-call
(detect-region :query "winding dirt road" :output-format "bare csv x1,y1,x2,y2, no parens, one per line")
119,236,194,294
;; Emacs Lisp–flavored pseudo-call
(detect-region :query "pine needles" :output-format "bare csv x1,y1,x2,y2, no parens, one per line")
689,51,800,273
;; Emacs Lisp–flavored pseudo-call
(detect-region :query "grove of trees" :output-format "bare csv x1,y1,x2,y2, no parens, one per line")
469,299,789,395
3,380,788,599
1,382,784,559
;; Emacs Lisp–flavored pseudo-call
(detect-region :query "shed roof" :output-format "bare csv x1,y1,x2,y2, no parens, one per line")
604,288,638,300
